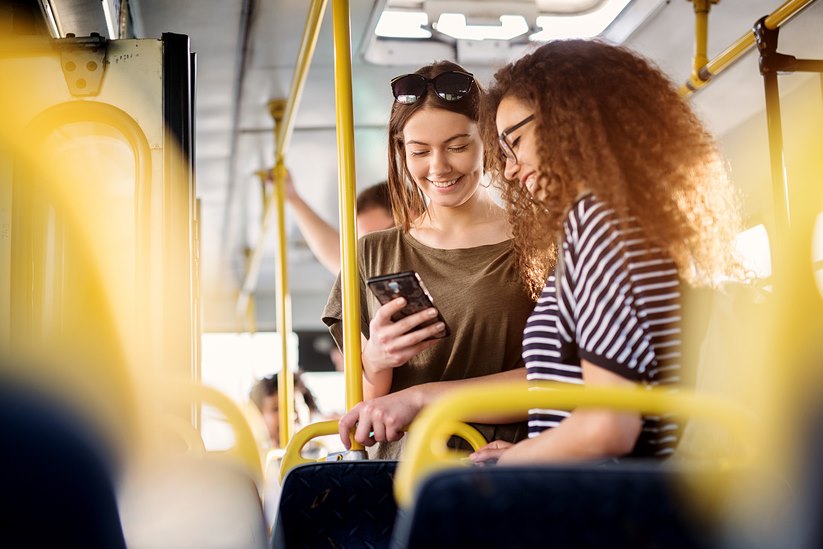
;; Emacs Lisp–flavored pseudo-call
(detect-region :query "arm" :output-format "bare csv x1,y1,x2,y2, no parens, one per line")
361,333,392,400
360,297,446,399
338,366,527,449
282,171,342,274
402,367,528,423
471,360,643,464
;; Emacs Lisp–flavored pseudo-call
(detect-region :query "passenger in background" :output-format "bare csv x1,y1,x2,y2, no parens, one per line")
281,175,397,370
471,39,742,465
249,372,320,449
281,172,394,273
325,61,534,459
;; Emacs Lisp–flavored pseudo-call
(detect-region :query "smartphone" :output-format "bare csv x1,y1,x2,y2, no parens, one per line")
366,271,450,339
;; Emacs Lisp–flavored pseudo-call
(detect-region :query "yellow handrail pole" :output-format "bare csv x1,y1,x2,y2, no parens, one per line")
331,0,364,451
686,0,713,91
236,0,328,313
274,0,328,159
241,243,257,333
272,157,295,447
679,0,816,95
394,382,756,507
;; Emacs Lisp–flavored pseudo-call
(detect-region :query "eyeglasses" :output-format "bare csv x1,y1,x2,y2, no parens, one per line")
390,71,475,104
498,114,535,163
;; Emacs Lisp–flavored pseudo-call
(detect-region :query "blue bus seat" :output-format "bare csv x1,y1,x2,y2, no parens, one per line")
390,462,730,549
0,379,126,549
272,460,398,549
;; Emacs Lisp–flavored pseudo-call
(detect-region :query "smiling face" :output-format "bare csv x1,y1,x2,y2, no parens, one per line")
496,95,540,196
401,107,484,209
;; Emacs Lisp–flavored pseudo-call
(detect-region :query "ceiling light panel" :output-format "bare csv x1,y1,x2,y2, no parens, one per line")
531,0,632,41
365,0,660,65
434,14,529,41
535,0,609,14
375,10,431,38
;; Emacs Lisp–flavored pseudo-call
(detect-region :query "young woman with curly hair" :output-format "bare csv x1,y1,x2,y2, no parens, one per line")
470,40,742,465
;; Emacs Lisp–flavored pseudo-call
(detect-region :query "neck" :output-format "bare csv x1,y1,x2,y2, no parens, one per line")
410,188,511,248
421,188,497,231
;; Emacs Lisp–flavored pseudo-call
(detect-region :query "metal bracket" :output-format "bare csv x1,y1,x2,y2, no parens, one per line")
324,449,369,462
754,16,823,75
57,32,108,97
753,16,796,75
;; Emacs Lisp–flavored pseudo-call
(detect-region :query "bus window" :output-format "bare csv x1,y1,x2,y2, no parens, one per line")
12,117,143,345
733,223,772,281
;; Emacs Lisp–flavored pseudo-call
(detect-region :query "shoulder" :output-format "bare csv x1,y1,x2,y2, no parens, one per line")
358,226,403,258
562,193,619,246
360,226,403,248
566,193,616,228
357,227,405,274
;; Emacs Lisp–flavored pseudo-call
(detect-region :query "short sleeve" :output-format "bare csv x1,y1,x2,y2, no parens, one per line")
321,242,371,352
557,197,656,381
321,274,370,351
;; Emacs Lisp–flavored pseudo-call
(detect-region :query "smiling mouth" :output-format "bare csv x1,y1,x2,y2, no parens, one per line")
522,173,537,193
428,176,460,188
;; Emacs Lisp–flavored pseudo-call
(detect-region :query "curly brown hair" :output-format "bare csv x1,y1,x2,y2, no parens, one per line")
481,40,742,300
387,61,481,231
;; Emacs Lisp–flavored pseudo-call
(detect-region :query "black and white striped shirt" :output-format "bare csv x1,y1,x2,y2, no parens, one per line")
524,194,682,457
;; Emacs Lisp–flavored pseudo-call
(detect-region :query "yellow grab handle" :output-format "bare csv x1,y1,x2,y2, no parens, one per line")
394,382,755,507
279,419,341,480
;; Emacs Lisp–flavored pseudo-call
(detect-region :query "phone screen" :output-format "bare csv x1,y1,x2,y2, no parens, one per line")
366,271,450,338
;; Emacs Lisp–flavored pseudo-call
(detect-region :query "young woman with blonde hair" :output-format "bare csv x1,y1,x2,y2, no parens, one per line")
324,61,533,459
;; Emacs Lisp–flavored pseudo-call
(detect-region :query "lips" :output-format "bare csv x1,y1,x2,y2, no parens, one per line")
521,173,537,194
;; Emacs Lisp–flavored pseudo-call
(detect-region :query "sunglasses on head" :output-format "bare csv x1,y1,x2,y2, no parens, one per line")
390,70,475,104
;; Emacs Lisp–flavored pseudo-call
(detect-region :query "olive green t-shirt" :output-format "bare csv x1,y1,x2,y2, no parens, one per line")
322,227,534,458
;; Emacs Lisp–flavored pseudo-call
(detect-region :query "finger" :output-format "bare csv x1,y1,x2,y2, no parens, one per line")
373,297,407,325
337,406,360,449
385,421,405,442
469,447,504,463
354,414,375,446
371,416,387,443
389,307,440,336
468,449,488,462
386,429,406,443
395,321,447,349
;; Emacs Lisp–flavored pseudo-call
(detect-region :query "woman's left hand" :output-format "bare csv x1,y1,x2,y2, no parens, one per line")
338,387,424,449
469,440,513,464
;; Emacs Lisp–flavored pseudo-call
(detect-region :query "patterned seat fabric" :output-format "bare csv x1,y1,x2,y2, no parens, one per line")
273,460,398,549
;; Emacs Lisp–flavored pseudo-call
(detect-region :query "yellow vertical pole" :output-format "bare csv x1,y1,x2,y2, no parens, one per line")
687,0,712,90
331,0,364,451
270,99,295,448
693,0,710,73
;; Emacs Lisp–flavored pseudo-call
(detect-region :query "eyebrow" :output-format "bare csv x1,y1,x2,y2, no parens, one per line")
405,133,472,146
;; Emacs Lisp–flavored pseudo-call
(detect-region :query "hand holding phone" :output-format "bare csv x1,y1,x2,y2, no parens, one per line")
366,271,450,339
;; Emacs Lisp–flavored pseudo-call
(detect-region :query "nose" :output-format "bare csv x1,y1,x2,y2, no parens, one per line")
427,148,451,178
503,156,519,181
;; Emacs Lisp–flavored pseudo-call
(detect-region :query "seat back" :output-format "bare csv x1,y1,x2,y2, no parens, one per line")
391,463,728,549
0,379,127,549
272,460,398,548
